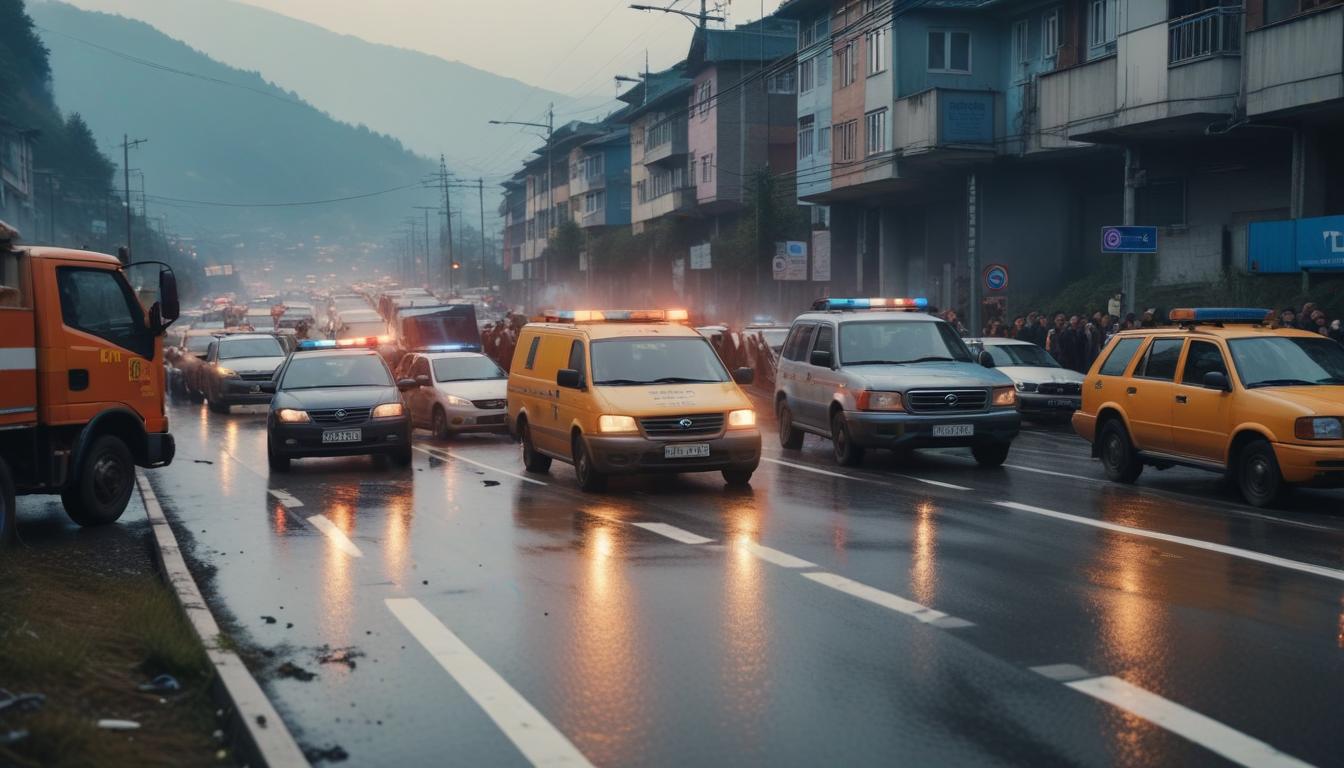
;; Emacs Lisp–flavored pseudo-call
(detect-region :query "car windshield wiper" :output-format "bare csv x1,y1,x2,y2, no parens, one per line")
1316,377,1344,385
891,356,957,364
283,383,386,390
1246,378,1316,388
592,378,646,386
841,359,905,366
648,377,720,384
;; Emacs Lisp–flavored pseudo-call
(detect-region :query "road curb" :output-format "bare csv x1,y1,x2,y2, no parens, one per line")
136,472,309,768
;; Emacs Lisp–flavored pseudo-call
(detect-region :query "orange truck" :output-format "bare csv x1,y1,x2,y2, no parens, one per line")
0,222,180,542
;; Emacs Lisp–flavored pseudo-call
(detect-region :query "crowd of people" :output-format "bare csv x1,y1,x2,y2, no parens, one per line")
949,301,1344,374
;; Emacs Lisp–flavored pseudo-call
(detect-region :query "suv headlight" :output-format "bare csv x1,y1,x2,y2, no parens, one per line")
1295,417,1343,440
727,409,756,428
992,386,1017,407
857,391,904,412
372,403,404,419
1014,382,1037,393
598,414,639,433
276,408,310,423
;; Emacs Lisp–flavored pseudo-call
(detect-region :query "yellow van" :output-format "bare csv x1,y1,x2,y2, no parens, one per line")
507,309,761,491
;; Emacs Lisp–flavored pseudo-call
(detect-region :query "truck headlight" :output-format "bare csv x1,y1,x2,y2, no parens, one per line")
598,414,639,433
276,408,310,423
992,386,1017,407
1295,416,1343,440
372,403,404,419
727,409,756,428
857,391,903,412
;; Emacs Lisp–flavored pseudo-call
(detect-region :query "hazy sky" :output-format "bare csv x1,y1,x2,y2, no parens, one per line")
222,0,787,92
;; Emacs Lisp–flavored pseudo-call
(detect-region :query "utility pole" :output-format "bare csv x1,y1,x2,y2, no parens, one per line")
413,206,439,287
478,179,488,291
488,108,554,310
629,1,722,27
1122,148,1139,320
440,156,454,294
120,135,148,264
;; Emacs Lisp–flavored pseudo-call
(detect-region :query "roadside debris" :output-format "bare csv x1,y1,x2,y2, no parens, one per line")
0,689,45,714
192,459,214,465
261,615,277,624
482,480,500,487
97,719,141,731
276,662,316,682
317,646,364,671
137,674,181,694
304,744,349,763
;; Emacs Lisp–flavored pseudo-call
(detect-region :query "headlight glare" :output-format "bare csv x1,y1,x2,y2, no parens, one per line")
992,386,1017,407
276,408,309,423
598,414,638,433
727,409,756,428
216,367,237,377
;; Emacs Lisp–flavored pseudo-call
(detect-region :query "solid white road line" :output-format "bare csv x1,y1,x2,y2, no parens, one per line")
267,488,304,508
386,598,594,768
996,501,1344,583
1062,674,1314,768
631,522,715,545
739,540,816,569
896,474,972,491
762,456,858,481
414,445,548,486
802,571,971,627
305,514,364,558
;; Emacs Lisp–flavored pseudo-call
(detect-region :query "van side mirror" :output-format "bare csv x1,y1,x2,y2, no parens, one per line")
733,367,755,385
809,349,832,368
556,368,584,390
1202,371,1230,391
978,350,996,368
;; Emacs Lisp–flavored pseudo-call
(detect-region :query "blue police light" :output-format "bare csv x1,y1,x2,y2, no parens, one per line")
423,343,482,353
296,339,338,350
812,297,929,312
1169,308,1273,325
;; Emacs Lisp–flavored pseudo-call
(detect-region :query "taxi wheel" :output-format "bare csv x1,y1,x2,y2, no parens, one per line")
0,459,16,547
267,440,291,473
62,435,133,527
1099,421,1143,483
777,402,804,450
1238,440,1285,508
831,412,865,467
573,435,607,493
520,421,552,474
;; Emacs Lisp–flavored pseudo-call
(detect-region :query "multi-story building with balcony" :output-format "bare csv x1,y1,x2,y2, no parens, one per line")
568,125,632,232
621,64,698,232
0,120,36,236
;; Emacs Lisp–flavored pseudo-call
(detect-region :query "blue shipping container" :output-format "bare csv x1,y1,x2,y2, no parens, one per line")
1247,215,1344,274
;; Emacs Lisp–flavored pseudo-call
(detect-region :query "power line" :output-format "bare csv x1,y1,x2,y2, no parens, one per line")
144,182,425,208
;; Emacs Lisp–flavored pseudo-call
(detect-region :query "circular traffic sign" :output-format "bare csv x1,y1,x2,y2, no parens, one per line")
1103,228,1122,249
772,256,787,273
983,264,1008,292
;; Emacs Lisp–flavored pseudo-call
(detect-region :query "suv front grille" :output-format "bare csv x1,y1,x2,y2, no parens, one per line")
640,413,724,438
240,372,275,381
1037,382,1081,395
906,389,989,414
472,399,506,410
309,407,371,425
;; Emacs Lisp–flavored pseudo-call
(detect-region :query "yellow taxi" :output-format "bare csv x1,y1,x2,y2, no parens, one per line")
1073,308,1344,507
507,309,761,491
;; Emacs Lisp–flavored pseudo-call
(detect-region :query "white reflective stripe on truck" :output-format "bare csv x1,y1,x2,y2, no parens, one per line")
0,347,37,370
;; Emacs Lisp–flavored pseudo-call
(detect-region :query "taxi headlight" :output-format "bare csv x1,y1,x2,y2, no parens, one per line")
372,403,404,419
443,394,473,408
727,409,756,428
992,386,1017,407
276,408,310,423
1015,381,1037,393
1295,416,1343,440
598,414,639,433
857,391,903,412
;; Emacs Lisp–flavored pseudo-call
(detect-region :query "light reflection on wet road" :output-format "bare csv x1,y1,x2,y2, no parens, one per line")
141,400,1344,767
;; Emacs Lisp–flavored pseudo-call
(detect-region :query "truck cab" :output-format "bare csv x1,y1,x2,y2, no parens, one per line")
0,221,179,540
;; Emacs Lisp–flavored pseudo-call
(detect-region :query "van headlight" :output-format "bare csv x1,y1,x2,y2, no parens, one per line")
727,409,756,428
598,414,639,433
372,403,404,419
992,386,1017,407
276,408,310,423
1295,417,1343,440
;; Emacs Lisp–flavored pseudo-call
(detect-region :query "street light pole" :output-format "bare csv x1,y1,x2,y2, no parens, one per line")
120,135,147,264
489,107,554,311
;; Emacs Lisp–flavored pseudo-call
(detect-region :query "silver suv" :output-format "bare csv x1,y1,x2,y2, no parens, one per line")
775,299,1021,466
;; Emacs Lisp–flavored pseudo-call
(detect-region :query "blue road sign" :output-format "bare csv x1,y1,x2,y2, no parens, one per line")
983,264,1008,292
1101,226,1158,253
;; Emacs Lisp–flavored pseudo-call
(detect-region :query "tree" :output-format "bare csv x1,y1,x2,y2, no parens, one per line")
0,0,52,110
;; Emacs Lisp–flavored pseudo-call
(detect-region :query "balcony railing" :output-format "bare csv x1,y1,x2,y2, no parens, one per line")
1169,7,1242,65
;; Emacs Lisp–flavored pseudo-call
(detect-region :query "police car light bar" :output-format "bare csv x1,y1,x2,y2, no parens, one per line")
299,335,391,351
1169,308,1273,325
812,297,929,312
543,309,689,323
420,343,483,353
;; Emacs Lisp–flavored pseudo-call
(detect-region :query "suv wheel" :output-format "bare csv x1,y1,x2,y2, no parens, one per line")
830,411,865,467
573,435,607,492
777,402,804,450
971,442,1011,467
520,421,552,473
1098,420,1143,483
1238,439,1285,508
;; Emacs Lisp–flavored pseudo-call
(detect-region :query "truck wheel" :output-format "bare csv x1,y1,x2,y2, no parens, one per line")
0,459,15,547
62,435,135,527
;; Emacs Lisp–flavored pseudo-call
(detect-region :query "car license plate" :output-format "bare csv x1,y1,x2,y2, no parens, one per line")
1047,399,1073,408
665,443,710,459
932,424,974,438
322,429,362,444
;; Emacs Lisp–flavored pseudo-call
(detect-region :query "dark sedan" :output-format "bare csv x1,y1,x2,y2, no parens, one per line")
265,344,419,472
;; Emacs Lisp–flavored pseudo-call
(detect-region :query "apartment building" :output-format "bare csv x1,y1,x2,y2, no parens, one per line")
0,120,36,236
568,125,632,233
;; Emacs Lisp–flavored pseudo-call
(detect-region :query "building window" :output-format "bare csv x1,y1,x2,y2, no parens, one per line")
585,191,605,214
1089,0,1116,52
767,70,796,94
800,21,816,48
838,41,857,87
816,50,829,86
701,153,714,183
696,81,713,118
1042,9,1060,60
799,57,815,93
798,115,815,160
835,120,859,163
1012,20,1030,65
811,206,830,230
818,125,831,153
928,30,971,74
636,180,647,204
1138,178,1186,228
865,108,887,156
866,28,887,75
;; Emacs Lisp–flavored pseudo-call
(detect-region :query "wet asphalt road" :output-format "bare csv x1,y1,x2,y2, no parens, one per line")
141,399,1344,767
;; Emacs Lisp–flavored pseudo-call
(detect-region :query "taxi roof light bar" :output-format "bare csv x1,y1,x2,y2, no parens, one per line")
542,308,690,324
812,297,929,312
1169,308,1274,326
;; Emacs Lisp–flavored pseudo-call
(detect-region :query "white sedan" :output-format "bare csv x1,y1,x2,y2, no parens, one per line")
967,337,1085,421
398,351,509,438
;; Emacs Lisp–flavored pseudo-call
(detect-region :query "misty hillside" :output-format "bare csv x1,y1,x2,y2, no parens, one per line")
31,0,439,244
50,0,595,176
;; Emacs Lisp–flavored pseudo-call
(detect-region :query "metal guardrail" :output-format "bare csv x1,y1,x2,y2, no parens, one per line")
1169,7,1242,65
